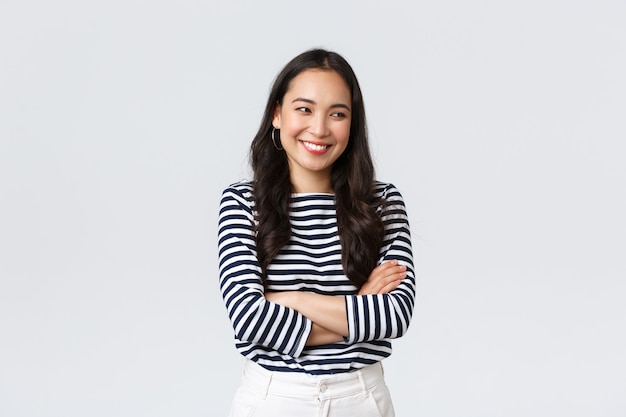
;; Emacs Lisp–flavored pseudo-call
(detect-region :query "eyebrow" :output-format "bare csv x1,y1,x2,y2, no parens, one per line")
291,97,351,111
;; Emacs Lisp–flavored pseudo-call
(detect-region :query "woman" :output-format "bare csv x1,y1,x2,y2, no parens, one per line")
218,48,415,417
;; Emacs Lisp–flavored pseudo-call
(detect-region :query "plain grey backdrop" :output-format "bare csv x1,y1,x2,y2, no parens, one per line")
1,1,625,416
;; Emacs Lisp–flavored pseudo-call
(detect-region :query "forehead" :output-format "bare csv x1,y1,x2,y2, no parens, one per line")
285,69,351,103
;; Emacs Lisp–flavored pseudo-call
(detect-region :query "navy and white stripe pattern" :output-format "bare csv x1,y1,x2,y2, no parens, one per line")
218,181,416,375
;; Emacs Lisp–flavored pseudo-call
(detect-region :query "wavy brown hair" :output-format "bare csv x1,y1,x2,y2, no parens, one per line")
250,49,384,289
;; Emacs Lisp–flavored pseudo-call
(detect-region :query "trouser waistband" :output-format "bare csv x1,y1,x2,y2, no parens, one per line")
241,359,386,400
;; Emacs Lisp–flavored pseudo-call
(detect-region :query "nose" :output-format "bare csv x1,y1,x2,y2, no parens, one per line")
309,114,329,138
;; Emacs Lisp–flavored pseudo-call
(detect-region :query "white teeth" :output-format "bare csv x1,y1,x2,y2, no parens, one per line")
303,141,329,151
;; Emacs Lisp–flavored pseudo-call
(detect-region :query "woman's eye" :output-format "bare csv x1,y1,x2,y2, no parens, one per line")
331,112,346,118
296,107,311,113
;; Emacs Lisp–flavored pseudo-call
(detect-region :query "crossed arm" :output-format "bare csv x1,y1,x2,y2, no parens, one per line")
265,260,407,345
219,184,415,355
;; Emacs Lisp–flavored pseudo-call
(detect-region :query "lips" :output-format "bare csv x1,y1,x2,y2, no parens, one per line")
301,141,330,152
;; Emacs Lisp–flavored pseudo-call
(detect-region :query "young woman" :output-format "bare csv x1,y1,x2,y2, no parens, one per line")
218,49,416,417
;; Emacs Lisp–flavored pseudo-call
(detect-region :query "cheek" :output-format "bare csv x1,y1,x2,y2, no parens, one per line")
282,116,306,133
337,124,351,144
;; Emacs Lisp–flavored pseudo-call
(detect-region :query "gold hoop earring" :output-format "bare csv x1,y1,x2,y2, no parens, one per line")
272,128,283,151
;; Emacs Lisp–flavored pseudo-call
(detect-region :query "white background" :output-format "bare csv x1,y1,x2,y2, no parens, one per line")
1,1,625,416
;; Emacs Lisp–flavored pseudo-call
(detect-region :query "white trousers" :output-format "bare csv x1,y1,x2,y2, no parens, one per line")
227,359,395,417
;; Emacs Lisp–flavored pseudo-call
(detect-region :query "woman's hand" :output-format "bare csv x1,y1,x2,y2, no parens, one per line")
358,260,407,295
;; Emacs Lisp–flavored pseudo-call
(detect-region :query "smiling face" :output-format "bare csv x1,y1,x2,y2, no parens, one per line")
272,69,352,193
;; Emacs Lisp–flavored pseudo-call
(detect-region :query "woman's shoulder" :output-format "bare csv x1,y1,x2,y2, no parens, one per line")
373,180,404,201
220,180,254,206
222,180,254,195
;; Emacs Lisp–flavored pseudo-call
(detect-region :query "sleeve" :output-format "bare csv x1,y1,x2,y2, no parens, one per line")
218,186,312,358
344,184,416,343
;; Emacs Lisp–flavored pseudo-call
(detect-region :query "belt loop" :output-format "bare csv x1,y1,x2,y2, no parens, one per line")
261,372,271,399
244,359,272,400
357,369,368,396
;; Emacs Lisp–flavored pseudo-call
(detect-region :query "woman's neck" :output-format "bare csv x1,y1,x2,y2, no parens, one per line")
290,173,333,194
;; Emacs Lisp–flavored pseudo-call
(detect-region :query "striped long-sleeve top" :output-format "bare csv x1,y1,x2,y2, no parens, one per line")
218,180,416,375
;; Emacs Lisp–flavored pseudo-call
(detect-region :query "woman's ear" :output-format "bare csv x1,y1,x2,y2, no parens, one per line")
272,104,281,129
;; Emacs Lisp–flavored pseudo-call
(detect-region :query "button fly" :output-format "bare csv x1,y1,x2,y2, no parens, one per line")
319,383,328,393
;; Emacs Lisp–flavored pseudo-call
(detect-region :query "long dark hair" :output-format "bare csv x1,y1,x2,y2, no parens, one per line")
250,49,384,289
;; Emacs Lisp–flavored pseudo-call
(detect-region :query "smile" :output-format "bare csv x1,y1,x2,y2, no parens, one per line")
301,141,330,152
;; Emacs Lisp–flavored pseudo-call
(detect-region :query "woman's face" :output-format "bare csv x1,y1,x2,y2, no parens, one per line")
272,69,352,192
